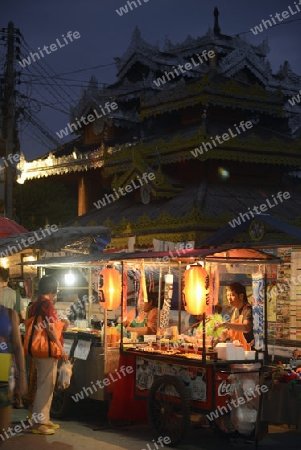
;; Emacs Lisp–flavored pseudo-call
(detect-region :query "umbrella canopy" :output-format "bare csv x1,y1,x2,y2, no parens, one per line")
0,217,28,237
0,225,111,255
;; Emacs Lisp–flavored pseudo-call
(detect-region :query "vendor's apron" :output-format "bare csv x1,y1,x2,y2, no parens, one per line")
129,316,148,342
229,307,252,351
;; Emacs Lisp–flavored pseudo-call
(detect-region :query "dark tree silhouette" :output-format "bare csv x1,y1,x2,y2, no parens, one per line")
14,178,78,230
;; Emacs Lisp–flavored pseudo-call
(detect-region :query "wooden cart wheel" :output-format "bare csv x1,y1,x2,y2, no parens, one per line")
148,375,190,446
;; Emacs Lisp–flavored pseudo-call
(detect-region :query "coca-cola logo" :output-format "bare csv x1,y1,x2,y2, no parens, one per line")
217,380,235,397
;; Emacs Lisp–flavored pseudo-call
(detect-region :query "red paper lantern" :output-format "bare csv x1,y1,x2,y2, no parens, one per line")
182,266,209,315
98,267,122,310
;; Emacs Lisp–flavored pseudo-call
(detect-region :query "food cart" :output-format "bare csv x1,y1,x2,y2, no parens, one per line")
26,254,123,418
27,245,280,443
112,247,280,447
51,329,120,417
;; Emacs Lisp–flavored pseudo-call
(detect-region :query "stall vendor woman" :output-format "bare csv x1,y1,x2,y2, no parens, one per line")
215,282,254,351
124,292,158,341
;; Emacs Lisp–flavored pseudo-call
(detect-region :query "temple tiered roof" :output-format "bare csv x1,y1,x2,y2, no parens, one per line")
17,8,301,247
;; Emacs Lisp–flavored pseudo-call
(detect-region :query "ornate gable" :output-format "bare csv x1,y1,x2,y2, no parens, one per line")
219,43,272,85
108,148,182,201
115,26,160,79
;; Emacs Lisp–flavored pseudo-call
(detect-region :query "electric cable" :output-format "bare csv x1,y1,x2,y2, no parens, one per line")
16,15,301,81
18,54,71,113
19,34,78,101
7,16,301,159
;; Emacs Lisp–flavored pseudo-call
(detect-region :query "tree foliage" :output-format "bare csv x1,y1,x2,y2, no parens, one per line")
14,178,78,230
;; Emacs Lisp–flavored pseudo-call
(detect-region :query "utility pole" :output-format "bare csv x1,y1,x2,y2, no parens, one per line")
4,21,15,219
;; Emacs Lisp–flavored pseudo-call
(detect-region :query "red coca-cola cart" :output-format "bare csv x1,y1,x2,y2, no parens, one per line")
114,247,279,447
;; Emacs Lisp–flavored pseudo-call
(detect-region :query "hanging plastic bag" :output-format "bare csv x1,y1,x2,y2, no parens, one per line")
57,361,73,390
230,371,259,435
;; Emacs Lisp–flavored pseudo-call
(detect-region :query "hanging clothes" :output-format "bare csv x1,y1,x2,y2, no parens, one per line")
160,272,173,330
138,261,148,304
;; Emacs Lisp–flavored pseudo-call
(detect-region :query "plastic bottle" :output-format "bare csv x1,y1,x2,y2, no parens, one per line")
110,325,118,347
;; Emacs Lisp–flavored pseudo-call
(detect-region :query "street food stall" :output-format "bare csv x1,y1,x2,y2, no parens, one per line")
24,253,124,418
107,247,281,447
50,328,121,418
27,245,296,445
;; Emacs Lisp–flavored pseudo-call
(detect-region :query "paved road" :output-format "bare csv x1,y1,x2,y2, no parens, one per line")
2,400,301,450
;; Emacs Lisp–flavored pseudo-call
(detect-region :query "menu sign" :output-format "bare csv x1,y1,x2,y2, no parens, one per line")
74,339,92,360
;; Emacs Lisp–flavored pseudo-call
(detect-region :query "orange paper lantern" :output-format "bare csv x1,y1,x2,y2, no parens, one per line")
98,267,122,310
182,266,209,315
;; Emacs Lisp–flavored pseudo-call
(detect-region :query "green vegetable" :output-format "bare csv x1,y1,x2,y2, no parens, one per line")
203,313,225,338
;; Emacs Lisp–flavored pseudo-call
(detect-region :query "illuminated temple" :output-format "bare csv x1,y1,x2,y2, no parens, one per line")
18,8,301,251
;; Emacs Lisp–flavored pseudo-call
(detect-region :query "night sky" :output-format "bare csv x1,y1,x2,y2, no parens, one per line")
1,0,301,161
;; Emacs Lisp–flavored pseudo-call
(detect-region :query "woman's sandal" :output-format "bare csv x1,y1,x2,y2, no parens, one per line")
32,425,55,435
45,421,60,430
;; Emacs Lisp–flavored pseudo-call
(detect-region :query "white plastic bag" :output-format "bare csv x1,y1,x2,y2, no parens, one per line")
57,361,73,390
230,371,259,435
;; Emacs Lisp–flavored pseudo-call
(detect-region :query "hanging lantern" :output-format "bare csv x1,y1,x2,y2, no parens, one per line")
182,266,209,315
98,267,122,310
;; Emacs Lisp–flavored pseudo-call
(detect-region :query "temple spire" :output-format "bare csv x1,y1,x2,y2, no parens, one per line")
214,7,221,35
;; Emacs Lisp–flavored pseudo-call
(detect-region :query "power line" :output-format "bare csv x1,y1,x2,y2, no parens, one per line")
9,16,301,160
17,92,69,115
22,36,76,101
16,15,301,82
19,51,74,108
18,58,72,117
22,110,61,147
232,16,301,36
24,61,117,78
20,128,54,150
18,56,74,113
19,34,79,100
13,32,78,152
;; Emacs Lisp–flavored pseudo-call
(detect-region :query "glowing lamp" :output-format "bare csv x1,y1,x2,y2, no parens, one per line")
98,267,122,310
0,258,9,269
65,271,75,285
182,266,209,315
